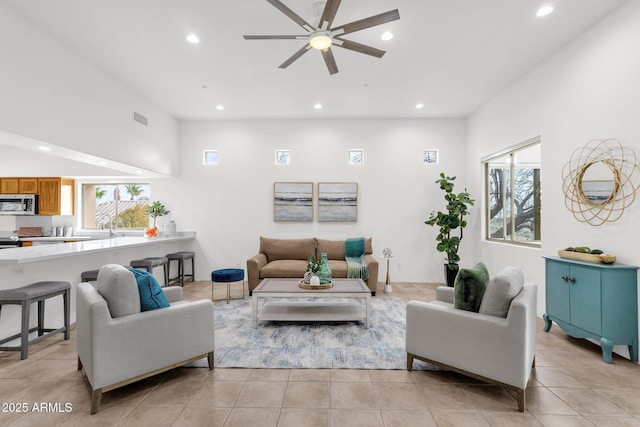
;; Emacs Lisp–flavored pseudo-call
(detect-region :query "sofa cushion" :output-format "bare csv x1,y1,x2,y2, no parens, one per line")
479,266,524,318
327,260,348,278
261,260,309,278
260,237,316,262
96,264,141,318
317,237,373,259
130,268,170,312
454,262,489,312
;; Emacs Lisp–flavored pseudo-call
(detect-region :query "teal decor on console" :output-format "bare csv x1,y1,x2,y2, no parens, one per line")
317,252,332,284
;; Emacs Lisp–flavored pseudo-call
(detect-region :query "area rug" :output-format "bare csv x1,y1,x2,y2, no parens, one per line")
192,296,436,370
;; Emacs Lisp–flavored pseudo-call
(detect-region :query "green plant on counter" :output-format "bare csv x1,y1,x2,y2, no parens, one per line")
147,201,170,227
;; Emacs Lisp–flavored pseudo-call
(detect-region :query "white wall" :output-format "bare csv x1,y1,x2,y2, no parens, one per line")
149,118,468,282
0,3,179,176
467,1,640,358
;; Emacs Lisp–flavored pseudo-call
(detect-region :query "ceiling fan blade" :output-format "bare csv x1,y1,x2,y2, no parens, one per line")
319,0,342,29
321,48,339,75
267,0,314,32
334,38,386,58
244,35,308,40
331,9,400,36
279,44,312,69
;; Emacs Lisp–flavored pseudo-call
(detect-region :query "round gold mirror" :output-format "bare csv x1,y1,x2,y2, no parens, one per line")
577,161,619,205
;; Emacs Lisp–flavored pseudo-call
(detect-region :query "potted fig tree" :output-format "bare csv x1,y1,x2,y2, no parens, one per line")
425,173,475,286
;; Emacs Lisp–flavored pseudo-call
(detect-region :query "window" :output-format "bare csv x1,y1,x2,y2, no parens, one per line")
483,138,541,246
203,150,219,165
81,183,150,229
275,150,291,165
348,149,364,165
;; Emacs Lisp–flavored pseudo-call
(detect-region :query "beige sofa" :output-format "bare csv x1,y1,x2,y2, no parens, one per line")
246,237,379,295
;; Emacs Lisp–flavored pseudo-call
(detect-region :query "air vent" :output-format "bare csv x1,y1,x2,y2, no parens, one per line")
133,112,148,126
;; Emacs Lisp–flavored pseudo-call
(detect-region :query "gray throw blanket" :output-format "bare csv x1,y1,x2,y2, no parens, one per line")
345,238,369,281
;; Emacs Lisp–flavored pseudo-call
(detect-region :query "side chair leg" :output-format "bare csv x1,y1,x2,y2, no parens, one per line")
516,389,525,412
208,352,214,370
91,388,103,415
406,353,414,371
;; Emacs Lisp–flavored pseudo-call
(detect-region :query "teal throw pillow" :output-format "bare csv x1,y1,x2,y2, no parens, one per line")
454,262,490,312
129,268,170,311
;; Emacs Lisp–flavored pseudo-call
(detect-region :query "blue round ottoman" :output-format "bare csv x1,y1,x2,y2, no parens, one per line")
211,268,245,303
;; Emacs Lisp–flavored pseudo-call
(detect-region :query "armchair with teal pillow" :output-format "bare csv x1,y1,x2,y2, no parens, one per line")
76,264,215,414
130,268,170,311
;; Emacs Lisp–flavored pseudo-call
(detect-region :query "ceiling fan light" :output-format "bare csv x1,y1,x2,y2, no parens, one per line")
309,33,332,50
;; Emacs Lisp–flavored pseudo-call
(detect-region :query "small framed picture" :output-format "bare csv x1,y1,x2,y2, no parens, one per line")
275,150,290,165
423,149,439,165
348,149,364,165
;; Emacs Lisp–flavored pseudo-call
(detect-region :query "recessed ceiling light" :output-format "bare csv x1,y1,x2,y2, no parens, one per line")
536,5,554,17
38,146,51,151
216,105,224,111
135,170,143,175
415,103,425,109
186,34,200,44
314,103,323,109
381,31,394,41
98,161,107,165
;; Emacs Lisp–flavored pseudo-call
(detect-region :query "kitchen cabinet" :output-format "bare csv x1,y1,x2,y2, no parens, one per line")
37,178,75,216
0,179,18,194
0,178,38,194
543,256,638,363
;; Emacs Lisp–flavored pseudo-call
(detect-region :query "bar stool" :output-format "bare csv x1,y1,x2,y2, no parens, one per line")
0,281,71,360
166,251,195,286
81,270,99,283
211,268,245,303
130,257,169,287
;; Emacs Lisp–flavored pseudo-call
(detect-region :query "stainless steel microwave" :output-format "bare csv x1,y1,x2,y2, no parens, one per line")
0,194,38,215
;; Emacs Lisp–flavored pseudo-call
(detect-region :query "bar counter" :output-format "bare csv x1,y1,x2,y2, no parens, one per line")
0,233,196,341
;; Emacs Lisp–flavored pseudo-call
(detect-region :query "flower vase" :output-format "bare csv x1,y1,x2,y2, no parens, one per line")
317,252,332,284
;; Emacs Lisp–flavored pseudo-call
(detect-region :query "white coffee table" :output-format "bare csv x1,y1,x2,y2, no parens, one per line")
252,278,371,328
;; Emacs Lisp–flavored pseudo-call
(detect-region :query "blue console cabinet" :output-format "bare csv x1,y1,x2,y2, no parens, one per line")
543,256,638,363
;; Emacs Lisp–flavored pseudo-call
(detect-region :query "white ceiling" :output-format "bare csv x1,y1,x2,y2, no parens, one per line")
1,0,626,121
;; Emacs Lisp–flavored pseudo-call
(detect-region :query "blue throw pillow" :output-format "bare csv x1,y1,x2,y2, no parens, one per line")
129,268,170,311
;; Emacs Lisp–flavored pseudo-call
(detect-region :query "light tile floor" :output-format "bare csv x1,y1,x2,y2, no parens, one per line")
1,281,639,426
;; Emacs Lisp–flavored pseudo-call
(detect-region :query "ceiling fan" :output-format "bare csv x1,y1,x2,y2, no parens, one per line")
243,0,400,75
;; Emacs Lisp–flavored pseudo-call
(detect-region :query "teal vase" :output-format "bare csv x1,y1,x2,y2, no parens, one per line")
317,252,332,284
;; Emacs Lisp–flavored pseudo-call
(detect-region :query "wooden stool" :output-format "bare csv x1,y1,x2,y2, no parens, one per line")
166,251,195,286
211,268,245,303
0,281,71,360
130,257,169,286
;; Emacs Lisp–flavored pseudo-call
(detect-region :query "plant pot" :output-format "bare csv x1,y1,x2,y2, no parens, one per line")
444,264,458,287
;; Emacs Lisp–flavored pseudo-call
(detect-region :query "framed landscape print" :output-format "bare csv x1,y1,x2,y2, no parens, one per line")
318,182,358,222
273,182,313,221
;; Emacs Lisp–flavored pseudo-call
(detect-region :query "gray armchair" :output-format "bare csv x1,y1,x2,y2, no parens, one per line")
406,269,537,412
76,264,215,414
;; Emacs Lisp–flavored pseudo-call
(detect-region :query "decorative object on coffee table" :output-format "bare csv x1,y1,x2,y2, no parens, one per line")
317,252,332,284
